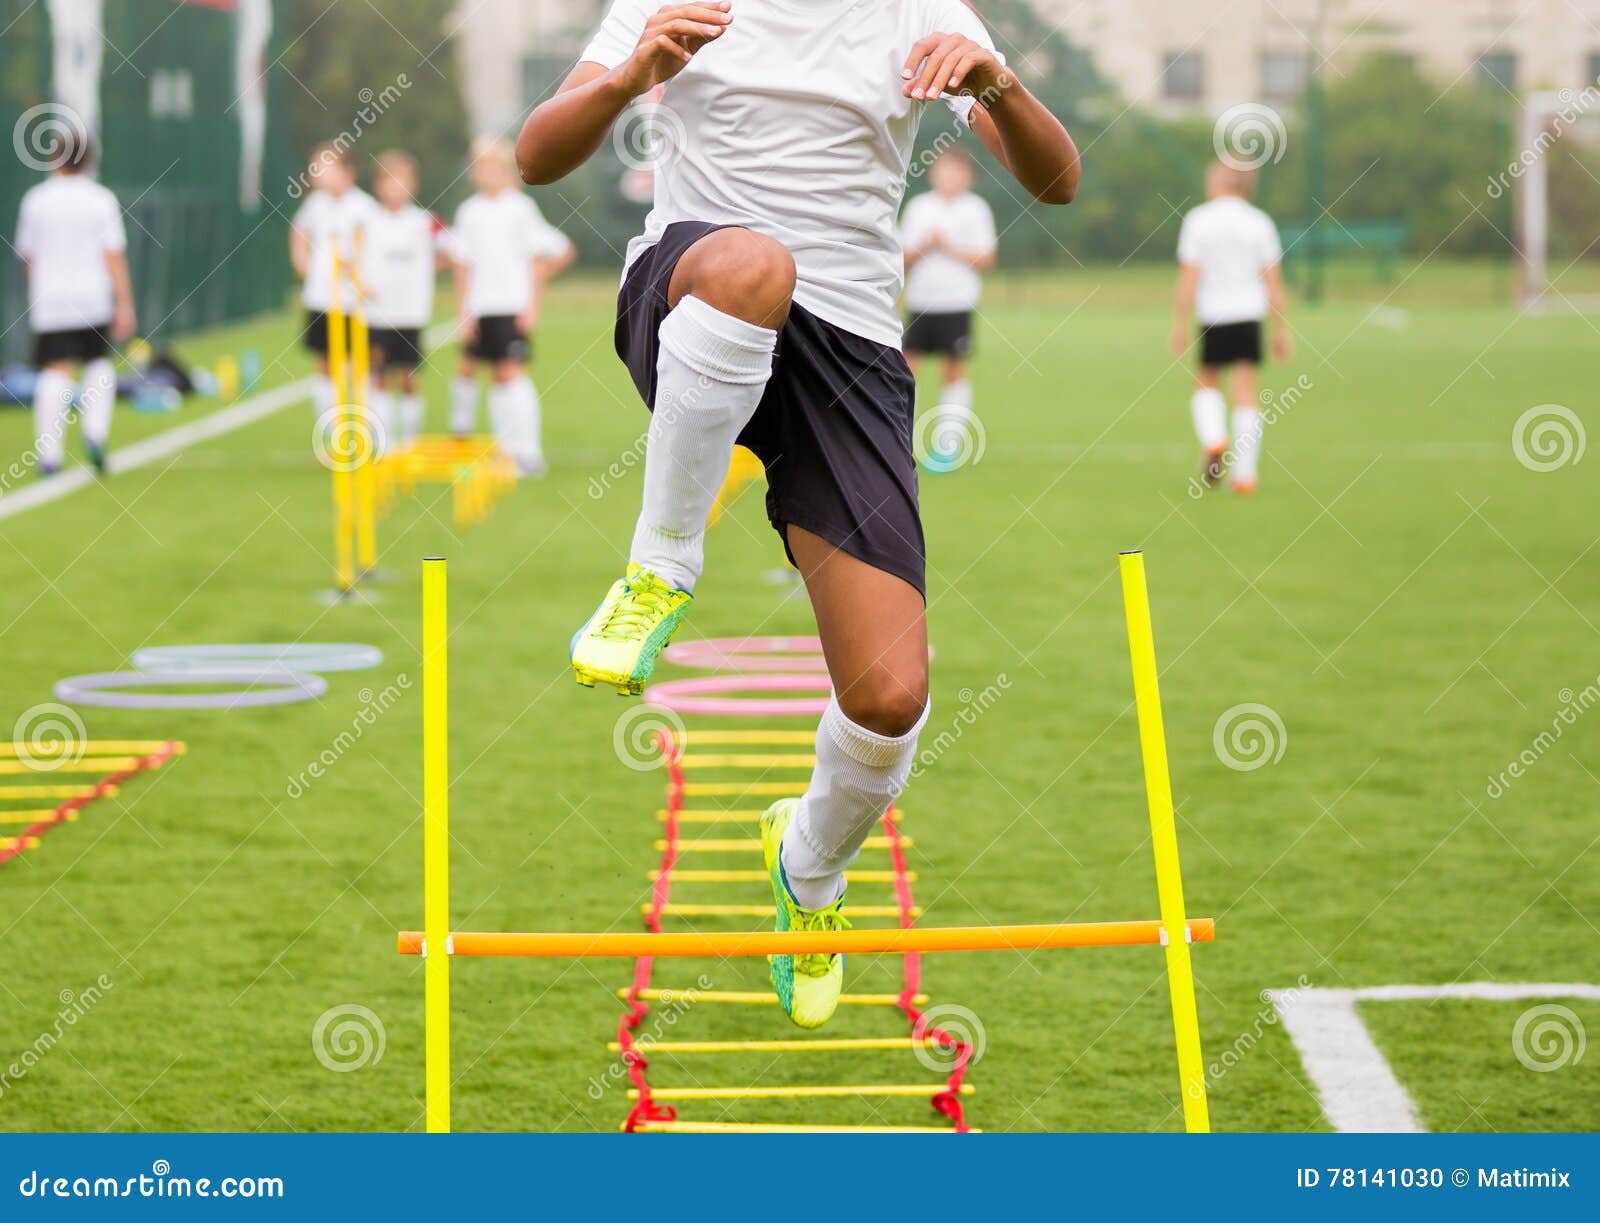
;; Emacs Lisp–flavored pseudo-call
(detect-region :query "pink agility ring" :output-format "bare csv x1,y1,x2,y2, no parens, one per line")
663,636,827,673
642,673,832,717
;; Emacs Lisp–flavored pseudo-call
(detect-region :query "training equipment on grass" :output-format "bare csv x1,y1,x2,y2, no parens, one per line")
54,669,327,709
130,643,383,674
374,435,517,530
0,739,183,866
325,251,381,599
642,673,833,717
664,636,828,672
396,551,1214,1133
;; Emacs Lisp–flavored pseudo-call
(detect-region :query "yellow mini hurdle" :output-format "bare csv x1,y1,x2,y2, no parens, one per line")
397,552,1214,1133
374,435,516,530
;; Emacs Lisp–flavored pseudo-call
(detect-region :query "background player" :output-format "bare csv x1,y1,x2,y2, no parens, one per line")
1170,161,1292,494
449,136,575,476
362,150,444,448
900,145,996,473
15,128,135,477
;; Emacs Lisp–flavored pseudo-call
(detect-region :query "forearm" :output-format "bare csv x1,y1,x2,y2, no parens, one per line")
1172,267,1197,328
517,69,637,185
453,266,470,319
979,81,1079,205
108,253,135,313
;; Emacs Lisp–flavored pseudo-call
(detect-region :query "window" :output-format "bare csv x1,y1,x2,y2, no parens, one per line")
1163,51,1205,102
1476,51,1517,92
1261,50,1310,102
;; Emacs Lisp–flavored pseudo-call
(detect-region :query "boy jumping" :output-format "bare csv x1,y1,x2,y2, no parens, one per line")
1170,161,1291,493
519,0,1078,1028
15,130,135,477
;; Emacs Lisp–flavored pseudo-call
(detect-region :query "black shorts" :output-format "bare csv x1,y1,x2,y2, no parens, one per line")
303,310,329,355
467,315,530,363
369,327,424,371
903,310,972,358
616,220,924,597
1199,320,1262,367
34,325,111,366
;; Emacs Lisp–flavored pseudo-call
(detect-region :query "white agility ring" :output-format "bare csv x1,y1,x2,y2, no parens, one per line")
130,643,383,674
55,669,328,709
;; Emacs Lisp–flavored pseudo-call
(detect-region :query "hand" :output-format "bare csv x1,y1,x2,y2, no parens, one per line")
615,2,732,97
516,308,537,334
1271,329,1294,362
112,304,136,344
1169,325,1188,359
903,33,1010,102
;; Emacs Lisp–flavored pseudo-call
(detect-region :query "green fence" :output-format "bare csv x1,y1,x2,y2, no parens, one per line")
1,0,298,365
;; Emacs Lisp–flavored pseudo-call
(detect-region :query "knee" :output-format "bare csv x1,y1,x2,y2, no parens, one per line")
678,229,796,327
837,672,929,739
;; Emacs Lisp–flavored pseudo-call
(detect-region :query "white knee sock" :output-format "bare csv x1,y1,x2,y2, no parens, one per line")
492,376,543,474
1190,388,1228,450
312,374,335,421
780,695,930,909
399,393,424,443
450,377,478,435
366,389,394,456
941,377,973,418
32,368,75,471
629,294,777,592
1231,406,1264,483
78,358,116,448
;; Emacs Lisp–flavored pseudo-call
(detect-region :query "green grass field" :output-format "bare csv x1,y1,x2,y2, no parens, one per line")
1,262,1595,1133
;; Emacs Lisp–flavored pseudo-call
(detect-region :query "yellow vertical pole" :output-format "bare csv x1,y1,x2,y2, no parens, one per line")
1118,550,1211,1133
327,255,356,595
350,304,378,575
422,557,451,1133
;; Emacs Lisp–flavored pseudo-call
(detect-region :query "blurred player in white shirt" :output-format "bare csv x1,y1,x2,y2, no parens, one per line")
899,147,995,472
1170,162,1292,494
290,143,377,425
450,137,575,476
15,130,135,476
362,151,446,448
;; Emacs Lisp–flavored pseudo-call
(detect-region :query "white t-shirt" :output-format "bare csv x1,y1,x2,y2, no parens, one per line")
294,187,379,311
15,174,127,333
1177,196,1283,326
450,191,572,318
581,0,1003,347
363,204,442,329
900,189,997,313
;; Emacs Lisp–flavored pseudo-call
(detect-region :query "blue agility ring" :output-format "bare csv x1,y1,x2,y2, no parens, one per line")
130,643,383,675
55,669,328,710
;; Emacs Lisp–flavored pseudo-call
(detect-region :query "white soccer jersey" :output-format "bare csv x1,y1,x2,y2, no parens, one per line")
581,0,1003,347
363,204,442,329
294,187,378,312
900,189,997,314
1177,196,1283,326
450,191,572,319
15,175,127,333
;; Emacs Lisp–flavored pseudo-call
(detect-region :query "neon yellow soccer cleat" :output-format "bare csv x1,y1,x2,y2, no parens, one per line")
569,563,693,696
759,798,849,1029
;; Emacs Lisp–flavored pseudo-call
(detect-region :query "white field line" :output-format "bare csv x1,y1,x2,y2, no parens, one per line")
0,377,313,523
1267,981,1600,1133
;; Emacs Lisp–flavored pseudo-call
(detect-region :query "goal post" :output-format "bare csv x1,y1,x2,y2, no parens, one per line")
1513,88,1600,310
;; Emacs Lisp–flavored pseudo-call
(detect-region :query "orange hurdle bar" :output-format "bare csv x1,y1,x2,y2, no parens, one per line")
399,917,1212,959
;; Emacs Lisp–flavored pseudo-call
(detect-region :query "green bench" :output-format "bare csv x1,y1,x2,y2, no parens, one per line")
1279,219,1411,283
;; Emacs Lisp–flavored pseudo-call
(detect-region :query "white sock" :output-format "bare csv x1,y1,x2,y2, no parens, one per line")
628,295,777,592
780,695,930,909
78,358,116,448
366,389,394,457
941,377,973,416
450,377,478,435
312,374,335,421
494,376,544,474
399,393,424,442
487,381,513,453
32,368,74,470
1231,406,1264,483
1190,388,1228,451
